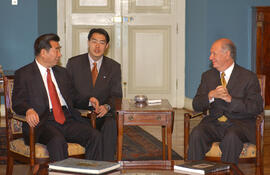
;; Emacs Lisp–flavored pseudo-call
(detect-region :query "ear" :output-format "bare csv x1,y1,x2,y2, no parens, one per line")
40,49,46,56
225,49,231,58
105,43,109,49
40,49,47,57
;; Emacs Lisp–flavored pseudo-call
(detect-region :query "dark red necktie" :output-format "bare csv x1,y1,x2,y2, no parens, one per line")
47,69,66,124
92,62,98,87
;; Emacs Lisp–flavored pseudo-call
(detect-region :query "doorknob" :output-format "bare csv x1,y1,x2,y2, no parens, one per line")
112,16,133,23
123,16,134,22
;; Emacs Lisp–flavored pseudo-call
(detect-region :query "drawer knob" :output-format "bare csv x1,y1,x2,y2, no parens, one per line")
128,115,134,120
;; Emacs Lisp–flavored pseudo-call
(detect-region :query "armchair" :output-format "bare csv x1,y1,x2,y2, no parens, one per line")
3,76,91,175
184,74,265,175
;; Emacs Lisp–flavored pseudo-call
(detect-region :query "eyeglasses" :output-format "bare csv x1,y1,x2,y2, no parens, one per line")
90,39,106,45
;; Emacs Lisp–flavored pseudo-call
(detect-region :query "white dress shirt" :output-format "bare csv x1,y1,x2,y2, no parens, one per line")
35,60,67,109
209,63,235,103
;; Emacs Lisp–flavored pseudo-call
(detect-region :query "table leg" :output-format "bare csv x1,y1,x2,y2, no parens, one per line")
162,126,166,160
117,114,124,161
167,123,172,160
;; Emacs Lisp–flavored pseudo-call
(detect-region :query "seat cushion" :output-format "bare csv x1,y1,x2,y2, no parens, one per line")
206,142,256,158
10,138,85,158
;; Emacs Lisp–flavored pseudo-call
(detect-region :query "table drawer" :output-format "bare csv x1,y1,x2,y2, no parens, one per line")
123,113,167,125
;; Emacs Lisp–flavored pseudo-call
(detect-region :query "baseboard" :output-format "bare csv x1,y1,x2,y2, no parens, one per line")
0,104,4,117
184,97,193,111
264,110,270,116
0,104,5,127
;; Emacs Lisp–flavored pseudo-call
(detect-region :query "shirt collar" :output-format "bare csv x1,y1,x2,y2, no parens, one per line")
221,62,235,79
35,59,51,75
88,54,103,66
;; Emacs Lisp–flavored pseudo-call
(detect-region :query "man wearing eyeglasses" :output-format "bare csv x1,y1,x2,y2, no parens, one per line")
67,28,122,161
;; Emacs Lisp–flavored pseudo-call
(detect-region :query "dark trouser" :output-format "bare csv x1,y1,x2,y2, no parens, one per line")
37,108,102,162
95,114,117,161
187,118,255,164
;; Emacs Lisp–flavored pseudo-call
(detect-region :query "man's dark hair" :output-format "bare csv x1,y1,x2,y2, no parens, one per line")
88,28,110,43
34,33,60,56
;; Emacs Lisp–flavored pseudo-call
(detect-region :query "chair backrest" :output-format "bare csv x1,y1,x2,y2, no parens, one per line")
257,74,266,108
3,76,23,146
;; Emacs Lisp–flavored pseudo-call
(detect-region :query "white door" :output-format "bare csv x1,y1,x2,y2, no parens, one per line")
57,0,185,108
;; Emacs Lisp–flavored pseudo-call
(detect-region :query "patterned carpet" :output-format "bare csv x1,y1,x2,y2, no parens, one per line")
122,126,183,160
0,126,183,164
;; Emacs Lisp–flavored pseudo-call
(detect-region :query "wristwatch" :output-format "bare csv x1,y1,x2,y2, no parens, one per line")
104,104,111,111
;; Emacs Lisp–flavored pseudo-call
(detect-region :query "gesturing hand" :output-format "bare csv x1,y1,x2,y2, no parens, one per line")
95,105,109,118
208,86,232,103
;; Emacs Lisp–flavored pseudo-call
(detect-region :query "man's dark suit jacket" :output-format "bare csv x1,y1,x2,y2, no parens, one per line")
12,61,89,143
66,53,122,109
192,63,263,143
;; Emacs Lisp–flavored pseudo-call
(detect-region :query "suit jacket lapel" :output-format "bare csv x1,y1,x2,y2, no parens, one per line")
52,66,70,107
96,57,109,87
32,62,49,107
212,69,222,89
226,64,240,92
83,54,95,88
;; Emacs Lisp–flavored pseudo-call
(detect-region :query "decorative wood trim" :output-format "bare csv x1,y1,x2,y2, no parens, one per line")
72,0,114,13
129,0,171,13
128,25,171,94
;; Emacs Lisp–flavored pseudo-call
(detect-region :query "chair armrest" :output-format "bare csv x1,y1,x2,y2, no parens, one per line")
13,113,27,122
77,109,92,117
77,109,97,129
184,111,205,160
185,111,205,119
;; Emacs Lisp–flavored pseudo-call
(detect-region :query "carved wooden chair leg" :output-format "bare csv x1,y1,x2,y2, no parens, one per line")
38,164,49,175
6,155,14,175
31,164,40,175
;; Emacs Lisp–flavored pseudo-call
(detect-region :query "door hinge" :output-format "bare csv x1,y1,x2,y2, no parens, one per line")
176,79,179,89
176,23,179,34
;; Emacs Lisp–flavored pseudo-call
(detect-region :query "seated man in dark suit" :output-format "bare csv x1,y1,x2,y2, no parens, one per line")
188,38,263,164
67,28,122,161
12,33,102,161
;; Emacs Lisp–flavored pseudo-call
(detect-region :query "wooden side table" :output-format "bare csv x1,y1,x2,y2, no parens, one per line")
116,99,174,161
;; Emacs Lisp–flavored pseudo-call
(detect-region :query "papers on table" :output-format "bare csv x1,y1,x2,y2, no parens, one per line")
147,99,162,105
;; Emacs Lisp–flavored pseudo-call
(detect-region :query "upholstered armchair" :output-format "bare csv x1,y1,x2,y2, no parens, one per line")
184,74,265,175
3,76,92,175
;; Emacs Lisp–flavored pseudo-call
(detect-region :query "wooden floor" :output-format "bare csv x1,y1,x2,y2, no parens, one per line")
0,109,270,174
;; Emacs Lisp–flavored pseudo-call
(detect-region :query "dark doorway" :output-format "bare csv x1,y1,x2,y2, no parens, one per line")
256,7,270,109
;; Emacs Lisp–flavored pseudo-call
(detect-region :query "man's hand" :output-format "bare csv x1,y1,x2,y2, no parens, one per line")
95,105,109,118
25,108,39,127
89,97,99,113
208,85,232,103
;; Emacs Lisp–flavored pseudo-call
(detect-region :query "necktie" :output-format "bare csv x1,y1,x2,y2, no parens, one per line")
218,72,228,122
92,62,98,87
47,69,66,124
221,72,226,87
